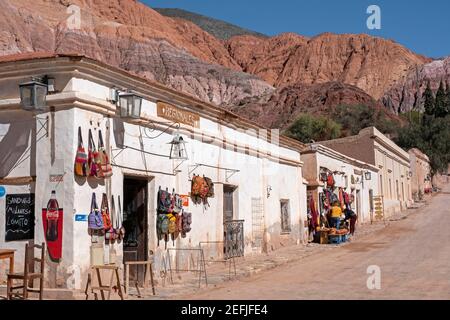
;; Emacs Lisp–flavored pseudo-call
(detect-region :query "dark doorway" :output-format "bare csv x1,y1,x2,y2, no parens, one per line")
123,177,148,285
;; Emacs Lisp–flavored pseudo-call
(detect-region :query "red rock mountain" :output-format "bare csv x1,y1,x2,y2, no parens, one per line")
382,57,450,114
226,33,430,100
0,0,274,106
0,0,434,127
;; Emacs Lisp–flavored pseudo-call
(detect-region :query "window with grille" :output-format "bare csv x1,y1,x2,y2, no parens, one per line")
280,200,291,233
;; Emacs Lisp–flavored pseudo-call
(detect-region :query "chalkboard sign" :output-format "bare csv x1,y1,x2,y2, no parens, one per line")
5,193,35,242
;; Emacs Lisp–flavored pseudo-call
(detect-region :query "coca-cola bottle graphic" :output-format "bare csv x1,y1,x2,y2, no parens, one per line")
46,191,59,242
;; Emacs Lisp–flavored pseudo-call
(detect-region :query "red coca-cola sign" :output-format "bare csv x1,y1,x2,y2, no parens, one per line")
42,191,63,262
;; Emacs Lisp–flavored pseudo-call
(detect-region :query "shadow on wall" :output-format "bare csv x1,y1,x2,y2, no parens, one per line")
0,114,34,177
113,117,125,148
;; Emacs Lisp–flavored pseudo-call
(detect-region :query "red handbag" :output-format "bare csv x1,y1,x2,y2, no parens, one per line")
74,127,88,177
327,173,335,187
88,129,100,178
101,193,113,232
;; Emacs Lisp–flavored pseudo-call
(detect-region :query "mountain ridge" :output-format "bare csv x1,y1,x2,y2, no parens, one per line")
0,0,442,130
154,8,268,40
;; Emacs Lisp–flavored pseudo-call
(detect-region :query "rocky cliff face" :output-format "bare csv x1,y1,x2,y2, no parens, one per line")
382,57,450,114
0,0,436,121
0,0,273,106
226,33,430,100
230,82,386,129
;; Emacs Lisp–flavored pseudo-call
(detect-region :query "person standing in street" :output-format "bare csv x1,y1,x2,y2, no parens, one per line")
330,201,342,230
344,206,358,235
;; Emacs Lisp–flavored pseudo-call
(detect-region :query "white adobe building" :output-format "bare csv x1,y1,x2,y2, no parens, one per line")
0,53,307,290
301,144,379,224
320,127,413,217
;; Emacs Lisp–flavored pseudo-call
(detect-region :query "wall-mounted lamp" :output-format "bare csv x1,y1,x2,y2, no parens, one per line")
364,171,372,181
19,78,48,111
119,92,142,119
267,185,272,198
109,88,143,119
408,171,413,178
168,132,188,160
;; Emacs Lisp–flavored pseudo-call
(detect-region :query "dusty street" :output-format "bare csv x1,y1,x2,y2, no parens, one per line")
177,186,450,300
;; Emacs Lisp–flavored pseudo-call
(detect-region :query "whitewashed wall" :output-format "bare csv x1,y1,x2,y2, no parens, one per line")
1,75,306,290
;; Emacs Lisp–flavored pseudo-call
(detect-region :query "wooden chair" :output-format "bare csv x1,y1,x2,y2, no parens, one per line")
6,242,45,300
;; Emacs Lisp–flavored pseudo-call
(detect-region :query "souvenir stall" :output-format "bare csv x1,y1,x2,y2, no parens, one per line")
309,168,352,245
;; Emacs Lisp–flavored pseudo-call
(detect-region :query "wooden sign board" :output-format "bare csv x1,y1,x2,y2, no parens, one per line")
157,102,200,128
5,193,35,242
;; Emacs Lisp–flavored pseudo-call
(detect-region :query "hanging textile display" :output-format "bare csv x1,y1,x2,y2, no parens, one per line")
327,173,335,188
339,188,345,210
87,129,100,178
101,193,113,232
117,195,125,240
191,175,214,207
343,192,350,207
42,191,63,262
98,130,113,178
309,196,318,231
74,127,88,177
156,187,187,248
88,193,104,232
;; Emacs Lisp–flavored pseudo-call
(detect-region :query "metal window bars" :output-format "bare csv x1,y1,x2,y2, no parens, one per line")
223,220,245,260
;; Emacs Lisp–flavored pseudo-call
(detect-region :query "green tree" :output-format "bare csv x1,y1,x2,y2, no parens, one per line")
395,115,450,176
284,114,342,143
332,104,398,136
434,80,448,118
423,80,435,116
446,81,450,117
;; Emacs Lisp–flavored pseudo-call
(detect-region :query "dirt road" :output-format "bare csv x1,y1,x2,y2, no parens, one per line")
179,186,450,300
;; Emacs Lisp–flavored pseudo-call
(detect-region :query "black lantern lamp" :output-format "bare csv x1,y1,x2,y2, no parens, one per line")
119,92,142,119
19,79,48,111
364,171,372,180
168,132,188,160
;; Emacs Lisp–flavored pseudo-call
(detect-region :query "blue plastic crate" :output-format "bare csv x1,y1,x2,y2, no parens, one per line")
328,234,341,244
341,234,349,243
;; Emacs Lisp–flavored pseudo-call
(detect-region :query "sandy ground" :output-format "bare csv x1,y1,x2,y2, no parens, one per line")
176,186,450,300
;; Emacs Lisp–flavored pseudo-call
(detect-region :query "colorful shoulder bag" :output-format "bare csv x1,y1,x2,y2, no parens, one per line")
88,193,104,231
101,193,113,232
88,129,100,178
74,127,88,177
98,130,113,178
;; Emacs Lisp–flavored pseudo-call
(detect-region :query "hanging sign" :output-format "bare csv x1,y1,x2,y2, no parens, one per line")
5,194,35,242
75,214,88,222
0,186,6,198
157,101,200,128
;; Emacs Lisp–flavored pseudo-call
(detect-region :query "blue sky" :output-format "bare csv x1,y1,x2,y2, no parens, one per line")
145,0,450,58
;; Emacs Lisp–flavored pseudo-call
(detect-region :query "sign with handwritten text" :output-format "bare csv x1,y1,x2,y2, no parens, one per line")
5,194,35,242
